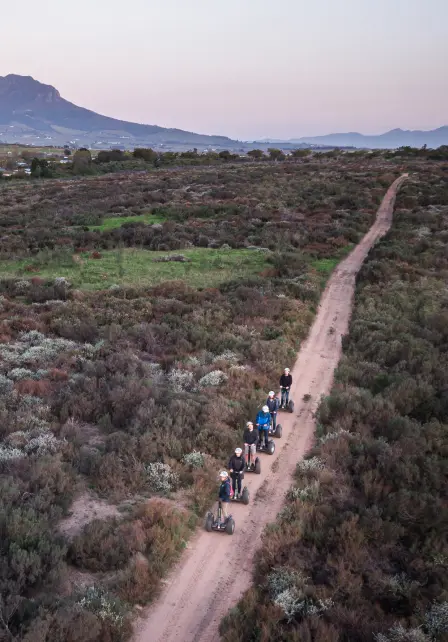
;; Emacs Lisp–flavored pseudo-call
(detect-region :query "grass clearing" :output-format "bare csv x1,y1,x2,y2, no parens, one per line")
311,244,354,278
1,248,269,290
311,257,340,275
87,213,166,231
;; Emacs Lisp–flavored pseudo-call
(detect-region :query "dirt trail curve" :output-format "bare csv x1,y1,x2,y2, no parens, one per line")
133,174,408,642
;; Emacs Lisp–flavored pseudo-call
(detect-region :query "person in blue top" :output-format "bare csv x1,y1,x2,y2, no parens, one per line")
218,470,231,522
256,405,271,448
266,390,280,430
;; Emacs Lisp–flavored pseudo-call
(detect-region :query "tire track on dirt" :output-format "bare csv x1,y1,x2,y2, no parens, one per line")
133,174,408,642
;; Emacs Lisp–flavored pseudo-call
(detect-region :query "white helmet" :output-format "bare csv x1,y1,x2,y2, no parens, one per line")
235,447,242,455
284,367,290,372
262,405,269,413
268,391,275,396
219,470,228,479
246,421,253,426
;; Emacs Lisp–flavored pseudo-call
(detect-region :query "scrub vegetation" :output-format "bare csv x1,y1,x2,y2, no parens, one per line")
1,155,443,641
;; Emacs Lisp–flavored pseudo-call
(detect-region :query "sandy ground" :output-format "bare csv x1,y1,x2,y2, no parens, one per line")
133,174,408,642
58,491,121,540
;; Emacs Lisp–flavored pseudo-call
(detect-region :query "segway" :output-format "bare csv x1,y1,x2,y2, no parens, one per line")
256,433,276,455
245,454,261,474
268,415,282,438
279,388,294,413
205,501,235,535
228,471,250,504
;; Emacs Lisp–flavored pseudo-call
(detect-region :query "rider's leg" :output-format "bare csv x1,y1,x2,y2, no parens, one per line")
237,474,242,494
281,389,286,407
271,412,276,430
264,429,269,447
250,443,256,463
221,501,228,520
231,473,237,496
285,389,289,405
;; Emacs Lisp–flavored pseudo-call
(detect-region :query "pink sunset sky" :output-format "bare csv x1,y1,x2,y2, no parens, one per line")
2,0,447,140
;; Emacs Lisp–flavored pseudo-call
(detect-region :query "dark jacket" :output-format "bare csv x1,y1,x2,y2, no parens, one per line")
266,396,280,413
256,410,271,430
280,374,293,388
228,454,245,473
219,478,232,501
243,427,259,445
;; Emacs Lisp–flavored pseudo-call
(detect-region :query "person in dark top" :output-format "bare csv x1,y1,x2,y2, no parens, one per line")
243,421,258,467
218,470,231,520
279,367,293,408
228,447,245,498
266,390,280,429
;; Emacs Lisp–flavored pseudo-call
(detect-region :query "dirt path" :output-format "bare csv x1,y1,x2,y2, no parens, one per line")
133,174,408,642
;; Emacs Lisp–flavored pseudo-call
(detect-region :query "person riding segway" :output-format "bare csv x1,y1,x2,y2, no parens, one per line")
266,390,280,430
279,367,293,410
243,421,260,473
218,470,232,522
205,471,235,534
228,447,245,499
256,405,271,449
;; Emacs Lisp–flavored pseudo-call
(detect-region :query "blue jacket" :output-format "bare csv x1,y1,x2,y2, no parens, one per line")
256,410,271,430
219,478,231,501
266,397,280,413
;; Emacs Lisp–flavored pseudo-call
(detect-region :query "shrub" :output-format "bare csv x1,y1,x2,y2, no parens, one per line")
182,450,206,469
69,519,133,572
198,370,228,387
375,625,431,642
424,601,448,637
0,373,13,394
8,367,35,380
287,480,320,502
0,444,26,462
23,432,64,456
77,586,130,636
146,462,179,494
296,456,325,474
167,368,195,392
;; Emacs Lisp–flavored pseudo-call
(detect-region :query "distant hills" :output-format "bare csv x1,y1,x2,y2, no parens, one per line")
0,74,237,150
1,74,446,151
257,127,448,149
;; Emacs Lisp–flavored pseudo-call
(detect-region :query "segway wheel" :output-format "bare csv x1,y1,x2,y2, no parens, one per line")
268,441,275,455
205,512,214,532
254,458,261,474
275,424,283,438
225,518,235,535
241,487,250,505
288,400,294,413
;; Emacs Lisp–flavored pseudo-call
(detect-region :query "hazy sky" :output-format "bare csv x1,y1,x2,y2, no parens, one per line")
2,0,447,140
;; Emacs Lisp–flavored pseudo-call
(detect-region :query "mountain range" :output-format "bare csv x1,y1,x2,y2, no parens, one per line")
256,126,448,149
1,74,447,151
0,74,236,150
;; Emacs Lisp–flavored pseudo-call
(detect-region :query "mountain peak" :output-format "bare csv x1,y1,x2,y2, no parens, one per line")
0,73,234,148
0,73,62,107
